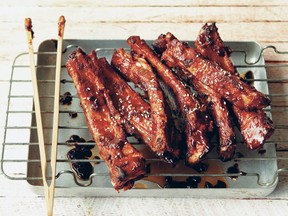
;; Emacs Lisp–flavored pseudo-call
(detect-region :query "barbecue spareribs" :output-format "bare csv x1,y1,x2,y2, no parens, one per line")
161,38,271,110
111,48,180,163
153,33,237,161
194,23,274,149
127,36,213,164
66,48,146,190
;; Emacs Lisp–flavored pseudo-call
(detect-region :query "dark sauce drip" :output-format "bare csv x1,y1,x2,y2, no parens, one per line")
243,71,254,86
227,163,240,180
69,111,78,118
94,156,101,164
258,148,266,155
67,145,92,160
60,91,73,105
192,162,208,173
214,180,227,188
164,176,201,188
204,180,227,188
66,135,96,180
204,181,214,188
66,135,85,145
72,162,93,180
60,79,67,84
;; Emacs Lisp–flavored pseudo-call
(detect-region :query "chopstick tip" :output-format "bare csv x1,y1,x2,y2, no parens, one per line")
58,15,66,37
25,18,32,31
59,15,66,23
25,18,34,40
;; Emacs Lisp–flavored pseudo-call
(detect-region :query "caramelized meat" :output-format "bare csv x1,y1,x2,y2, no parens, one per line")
194,23,274,149
127,36,213,164
195,23,236,74
89,51,153,146
153,33,236,161
111,48,180,162
66,48,146,190
161,39,271,110
195,82,236,160
233,106,274,149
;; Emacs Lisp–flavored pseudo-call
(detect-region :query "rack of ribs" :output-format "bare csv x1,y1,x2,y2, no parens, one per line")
111,48,180,163
161,37,271,111
127,36,213,165
153,33,236,161
194,23,274,149
66,48,146,190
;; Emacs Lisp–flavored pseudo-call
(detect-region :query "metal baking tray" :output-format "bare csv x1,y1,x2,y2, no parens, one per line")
2,39,278,198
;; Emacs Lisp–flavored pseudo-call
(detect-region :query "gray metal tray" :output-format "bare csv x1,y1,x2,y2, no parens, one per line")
26,39,277,198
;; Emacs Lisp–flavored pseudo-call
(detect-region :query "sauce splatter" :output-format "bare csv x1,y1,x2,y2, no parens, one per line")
60,91,73,105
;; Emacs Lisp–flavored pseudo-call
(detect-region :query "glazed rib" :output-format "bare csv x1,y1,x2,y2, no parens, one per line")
194,23,274,149
153,33,236,161
111,48,180,162
194,23,236,74
127,36,213,164
161,38,271,110
233,107,274,149
88,51,153,146
66,48,146,190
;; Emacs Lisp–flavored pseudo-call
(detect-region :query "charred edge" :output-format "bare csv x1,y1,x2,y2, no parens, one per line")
58,15,66,37
25,18,34,39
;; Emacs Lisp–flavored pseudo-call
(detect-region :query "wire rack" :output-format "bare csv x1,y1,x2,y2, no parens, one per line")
1,40,288,194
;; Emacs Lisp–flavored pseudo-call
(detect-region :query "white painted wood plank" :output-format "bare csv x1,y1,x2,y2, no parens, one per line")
1,22,287,43
1,6,288,23
2,0,288,7
1,197,288,215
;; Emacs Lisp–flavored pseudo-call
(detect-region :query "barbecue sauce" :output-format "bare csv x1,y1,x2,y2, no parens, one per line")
69,111,78,118
66,135,96,180
258,148,266,155
60,91,73,105
72,162,93,180
241,71,254,86
204,180,227,188
227,163,240,180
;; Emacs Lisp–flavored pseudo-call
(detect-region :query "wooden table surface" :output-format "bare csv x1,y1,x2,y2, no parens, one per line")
1,1,288,215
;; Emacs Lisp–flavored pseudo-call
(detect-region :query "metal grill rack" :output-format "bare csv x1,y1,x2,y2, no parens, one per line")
1,39,288,197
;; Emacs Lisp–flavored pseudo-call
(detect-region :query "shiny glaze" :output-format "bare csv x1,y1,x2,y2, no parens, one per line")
234,107,274,149
154,33,236,161
192,23,274,150
162,38,271,110
195,23,235,74
111,48,179,163
127,36,213,165
66,48,146,190
93,56,155,148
